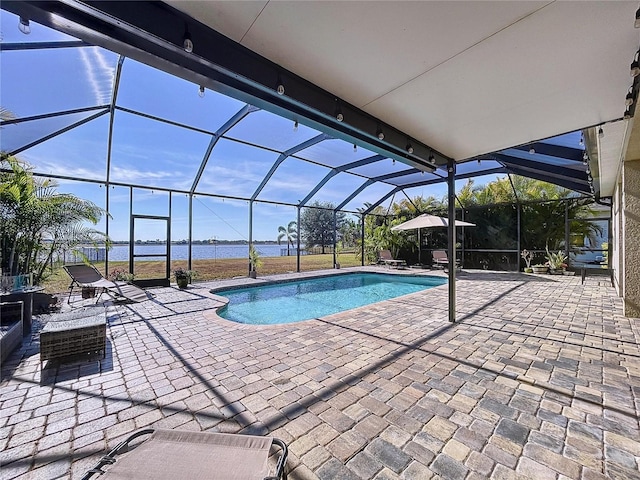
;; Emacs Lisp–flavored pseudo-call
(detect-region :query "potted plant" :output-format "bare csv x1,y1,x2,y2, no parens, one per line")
545,247,568,275
173,268,196,288
521,249,533,273
109,268,134,284
249,245,262,279
532,264,548,274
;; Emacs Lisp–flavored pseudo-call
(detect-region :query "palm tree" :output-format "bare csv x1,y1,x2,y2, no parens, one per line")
277,220,297,256
393,195,439,216
1,155,109,284
0,106,16,122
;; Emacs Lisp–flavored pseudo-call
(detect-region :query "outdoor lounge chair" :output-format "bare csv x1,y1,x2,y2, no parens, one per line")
432,250,460,270
378,249,406,268
432,250,449,268
81,428,288,480
63,264,149,303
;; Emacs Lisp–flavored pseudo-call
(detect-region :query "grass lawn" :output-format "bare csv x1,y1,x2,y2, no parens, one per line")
43,253,364,294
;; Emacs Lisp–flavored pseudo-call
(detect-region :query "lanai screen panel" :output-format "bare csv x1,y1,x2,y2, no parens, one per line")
0,110,107,156
192,196,249,242
108,185,132,243
389,170,444,187
18,115,111,181
117,59,246,134
195,138,281,199
456,159,504,176
347,158,403,178
0,44,117,117
225,110,319,152
456,172,512,189
295,138,377,167
401,184,448,206
543,131,583,149
56,178,106,226
132,188,170,217
170,192,190,243
499,148,584,169
304,171,370,208
257,158,332,204
340,181,396,212
253,202,298,272
109,110,211,190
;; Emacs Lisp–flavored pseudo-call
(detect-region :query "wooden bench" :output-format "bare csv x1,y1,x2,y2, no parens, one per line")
40,307,106,368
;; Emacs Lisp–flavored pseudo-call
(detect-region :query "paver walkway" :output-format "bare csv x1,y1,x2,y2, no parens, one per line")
1,269,639,479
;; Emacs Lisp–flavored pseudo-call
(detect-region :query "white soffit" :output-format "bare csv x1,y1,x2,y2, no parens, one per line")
597,120,629,197
168,1,639,161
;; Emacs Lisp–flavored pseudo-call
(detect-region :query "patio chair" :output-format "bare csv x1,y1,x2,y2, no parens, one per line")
432,250,460,270
81,428,288,480
63,264,149,304
378,249,406,268
432,250,449,268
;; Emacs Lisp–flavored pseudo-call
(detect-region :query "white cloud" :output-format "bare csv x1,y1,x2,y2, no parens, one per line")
79,47,114,105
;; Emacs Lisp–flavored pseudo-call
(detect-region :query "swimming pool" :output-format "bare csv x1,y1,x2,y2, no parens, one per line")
214,272,446,325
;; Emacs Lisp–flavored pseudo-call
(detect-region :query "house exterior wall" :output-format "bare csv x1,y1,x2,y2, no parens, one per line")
622,159,640,317
612,181,622,294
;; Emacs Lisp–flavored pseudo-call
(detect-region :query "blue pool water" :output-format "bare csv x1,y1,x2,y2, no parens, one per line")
216,273,446,325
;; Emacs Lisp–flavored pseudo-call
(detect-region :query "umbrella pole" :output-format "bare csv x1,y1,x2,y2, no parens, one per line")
418,228,421,265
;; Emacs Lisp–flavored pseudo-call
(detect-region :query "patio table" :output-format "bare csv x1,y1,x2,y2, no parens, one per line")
40,307,107,368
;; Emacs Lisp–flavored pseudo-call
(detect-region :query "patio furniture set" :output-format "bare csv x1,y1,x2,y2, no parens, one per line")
378,249,460,271
37,265,289,479
0,264,289,479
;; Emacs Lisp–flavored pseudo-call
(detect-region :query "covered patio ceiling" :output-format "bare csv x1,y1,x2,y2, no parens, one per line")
2,1,639,204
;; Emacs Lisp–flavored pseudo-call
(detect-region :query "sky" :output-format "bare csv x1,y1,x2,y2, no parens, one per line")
1,10,581,242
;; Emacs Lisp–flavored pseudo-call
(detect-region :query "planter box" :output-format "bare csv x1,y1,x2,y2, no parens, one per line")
82,286,96,299
532,267,548,274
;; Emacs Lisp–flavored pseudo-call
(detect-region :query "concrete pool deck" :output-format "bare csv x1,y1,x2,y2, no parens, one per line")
1,268,639,479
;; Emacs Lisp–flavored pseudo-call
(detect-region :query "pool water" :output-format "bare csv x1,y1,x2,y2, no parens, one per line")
216,273,446,325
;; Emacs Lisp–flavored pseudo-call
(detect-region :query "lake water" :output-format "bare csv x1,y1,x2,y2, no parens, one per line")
106,244,299,261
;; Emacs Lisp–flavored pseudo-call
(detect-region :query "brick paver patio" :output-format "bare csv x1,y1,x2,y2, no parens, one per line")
1,268,639,479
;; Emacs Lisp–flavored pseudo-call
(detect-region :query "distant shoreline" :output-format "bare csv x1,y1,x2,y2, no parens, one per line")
106,240,283,246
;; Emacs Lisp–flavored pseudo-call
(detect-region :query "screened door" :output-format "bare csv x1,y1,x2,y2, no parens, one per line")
129,215,171,287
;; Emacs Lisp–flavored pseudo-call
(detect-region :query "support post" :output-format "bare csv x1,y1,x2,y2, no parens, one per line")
248,200,253,275
296,207,301,273
361,214,365,266
187,194,192,271
105,183,109,276
333,211,337,267
168,192,172,280
516,203,521,272
564,200,570,262
128,186,133,276
447,158,456,323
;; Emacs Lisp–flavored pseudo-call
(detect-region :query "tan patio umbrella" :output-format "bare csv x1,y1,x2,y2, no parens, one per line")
391,214,475,264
